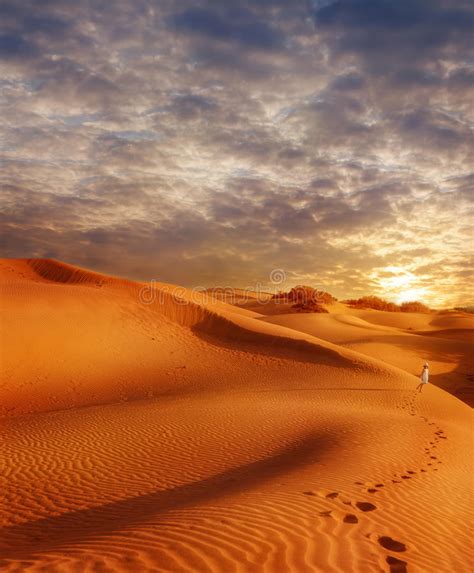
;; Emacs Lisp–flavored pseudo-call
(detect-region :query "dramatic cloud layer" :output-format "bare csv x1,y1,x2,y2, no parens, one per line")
1,0,473,306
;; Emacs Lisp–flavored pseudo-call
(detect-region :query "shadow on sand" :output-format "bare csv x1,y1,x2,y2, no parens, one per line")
1,431,335,560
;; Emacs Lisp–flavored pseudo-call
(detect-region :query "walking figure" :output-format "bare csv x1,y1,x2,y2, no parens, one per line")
416,362,429,392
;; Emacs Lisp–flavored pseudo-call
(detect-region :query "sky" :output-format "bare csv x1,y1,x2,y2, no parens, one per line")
1,0,473,307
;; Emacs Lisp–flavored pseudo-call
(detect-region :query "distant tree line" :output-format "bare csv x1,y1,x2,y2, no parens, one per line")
344,296,431,313
272,288,433,314
454,306,474,314
272,285,336,313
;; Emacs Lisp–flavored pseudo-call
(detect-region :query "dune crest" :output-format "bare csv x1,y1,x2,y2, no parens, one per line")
27,258,117,286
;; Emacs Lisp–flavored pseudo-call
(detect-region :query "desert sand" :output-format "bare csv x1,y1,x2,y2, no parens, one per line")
1,259,473,572
258,304,474,407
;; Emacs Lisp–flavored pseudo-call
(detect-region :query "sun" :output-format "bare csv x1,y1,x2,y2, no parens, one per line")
395,287,428,304
375,266,428,304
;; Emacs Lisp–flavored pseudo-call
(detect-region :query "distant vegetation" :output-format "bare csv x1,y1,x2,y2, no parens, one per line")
270,288,434,314
345,296,431,313
399,301,431,313
345,296,399,312
454,306,474,314
272,285,336,313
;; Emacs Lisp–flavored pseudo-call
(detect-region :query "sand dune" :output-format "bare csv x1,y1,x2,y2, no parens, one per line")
349,308,473,333
262,309,474,406
1,259,472,572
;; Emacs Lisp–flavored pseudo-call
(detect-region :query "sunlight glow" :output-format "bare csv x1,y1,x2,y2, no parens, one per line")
395,287,429,304
374,267,429,304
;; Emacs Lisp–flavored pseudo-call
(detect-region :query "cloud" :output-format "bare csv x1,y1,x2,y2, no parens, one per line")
0,33,36,58
170,6,285,50
312,0,474,64
0,0,472,306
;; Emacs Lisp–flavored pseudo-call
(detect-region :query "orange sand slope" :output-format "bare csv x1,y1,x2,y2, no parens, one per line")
262,305,474,407
1,259,473,573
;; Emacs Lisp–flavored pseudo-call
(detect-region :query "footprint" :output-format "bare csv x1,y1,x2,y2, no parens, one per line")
318,510,332,517
378,536,407,552
343,514,358,524
375,483,384,487
386,555,408,573
303,491,316,496
367,488,378,493
356,502,376,512
406,471,416,475
326,492,339,499
401,475,411,479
